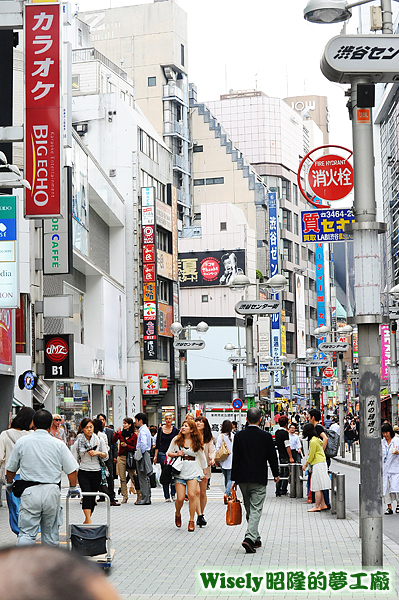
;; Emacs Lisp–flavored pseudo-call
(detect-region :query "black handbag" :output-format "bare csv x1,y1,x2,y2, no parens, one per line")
160,459,173,486
149,472,157,488
126,451,135,470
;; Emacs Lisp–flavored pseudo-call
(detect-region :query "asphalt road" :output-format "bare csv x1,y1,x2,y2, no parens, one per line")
331,459,399,546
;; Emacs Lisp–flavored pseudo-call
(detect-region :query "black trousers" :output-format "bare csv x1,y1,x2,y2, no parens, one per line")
78,469,102,513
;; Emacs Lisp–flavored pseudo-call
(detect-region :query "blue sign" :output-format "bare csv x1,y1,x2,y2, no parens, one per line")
232,398,243,410
259,364,268,372
268,191,281,386
301,208,354,243
322,378,331,387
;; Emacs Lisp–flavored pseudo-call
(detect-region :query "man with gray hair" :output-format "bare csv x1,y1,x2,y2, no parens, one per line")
231,407,279,553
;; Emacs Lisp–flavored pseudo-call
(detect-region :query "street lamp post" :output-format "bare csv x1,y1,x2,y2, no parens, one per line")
303,0,391,565
171,320,209,424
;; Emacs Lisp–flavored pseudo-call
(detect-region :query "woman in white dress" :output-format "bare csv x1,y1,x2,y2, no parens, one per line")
382,423,399,514
215,420,234,504
302,423,331,512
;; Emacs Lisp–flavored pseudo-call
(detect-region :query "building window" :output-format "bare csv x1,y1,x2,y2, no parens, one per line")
282,179,291,201
193,144,203,153
158,279,170,303
140,130,159,162
286,332,294,355
15,293,29,354
220,222,227,231
282,209,291,231
308,249,315,263
193,177,224,186
309,278,316,292
181,44,185,67
283,239,292,262
283,299,293,322
157,228,172,253
78,28,82,46
148,76,156,87
202,295,208,303
301,246,308,262
310,307,317,320
157,337,169,362
294,213,299,236
295,243,300,265
72,74,80,91
293,183,298,206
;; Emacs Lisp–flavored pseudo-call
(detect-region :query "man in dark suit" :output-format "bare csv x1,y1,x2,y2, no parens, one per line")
232,407,279,553
97,414,120,506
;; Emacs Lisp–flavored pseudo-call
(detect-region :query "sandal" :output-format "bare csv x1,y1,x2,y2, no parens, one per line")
385,508,393,515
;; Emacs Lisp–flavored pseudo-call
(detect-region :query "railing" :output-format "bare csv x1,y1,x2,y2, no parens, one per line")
173,154,190,173
163,83,186,104
72,48,129,81
163,120,190,140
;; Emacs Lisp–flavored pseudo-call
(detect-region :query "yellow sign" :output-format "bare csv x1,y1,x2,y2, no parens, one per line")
281,324,287,354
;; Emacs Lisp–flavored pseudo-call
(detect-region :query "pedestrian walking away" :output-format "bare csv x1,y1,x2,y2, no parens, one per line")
231,407,279,554
97,413,120,506
134,413,153,505
113,418,137,504
381,423,399,515
153,412,179,502
167,419,207,532
5,409,79,546
302,423,331,512
195,415,215,527
72,418,108,524
0,406,35,534
288,423,302,464
215,419,234,504
275,415,293,497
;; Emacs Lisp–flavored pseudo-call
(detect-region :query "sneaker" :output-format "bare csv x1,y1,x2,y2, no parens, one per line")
242,538,256,554
165,498,172,502
254,539,262,548
171,495,176,501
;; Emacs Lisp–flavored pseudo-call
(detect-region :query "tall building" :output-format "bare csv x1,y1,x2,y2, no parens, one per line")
79,0,192,227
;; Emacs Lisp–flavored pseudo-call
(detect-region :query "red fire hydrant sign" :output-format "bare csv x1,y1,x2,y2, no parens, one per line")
308,154,353,202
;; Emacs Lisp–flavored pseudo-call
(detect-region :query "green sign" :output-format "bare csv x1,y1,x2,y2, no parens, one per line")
246,398,255,409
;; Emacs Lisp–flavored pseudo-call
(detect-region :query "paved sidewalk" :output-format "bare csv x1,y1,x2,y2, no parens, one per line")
333,445,360,469
0,473,398,599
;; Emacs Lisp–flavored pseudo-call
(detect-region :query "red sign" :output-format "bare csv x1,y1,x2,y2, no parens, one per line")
0,309,13,367
46,336,68,363
142,225,155,245
200,257,220,281
143,264,155,282
143,244,155,263
25,4,61,218
308,154,353,202
323,367,334,378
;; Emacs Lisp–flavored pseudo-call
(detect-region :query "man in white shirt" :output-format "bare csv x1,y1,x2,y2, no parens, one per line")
6,409,79,546
134,413,152,505
330,418,340,434
288,423,302,463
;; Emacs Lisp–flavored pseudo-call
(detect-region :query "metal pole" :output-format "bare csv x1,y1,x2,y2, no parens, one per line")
295,463,303,498
359,483,362,538
289,463,296,498
232,364,238,400
381,0,393,33
350,75,383,566
352,442,357,462
336,473,346,519
390,320,398,427
338,352,346,457
289,360,293,405
245,315,256,405
331,472,337,514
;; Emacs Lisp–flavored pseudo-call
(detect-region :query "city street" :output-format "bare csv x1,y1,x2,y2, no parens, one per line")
1,471,399,599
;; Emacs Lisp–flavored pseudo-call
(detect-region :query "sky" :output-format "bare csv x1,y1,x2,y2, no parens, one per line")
77,0,399,150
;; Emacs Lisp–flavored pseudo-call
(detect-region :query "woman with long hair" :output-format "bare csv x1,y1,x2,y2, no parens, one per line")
73,418,108,524
0,407,35,534
302,423,330,512
195,416,215,527
215,419,234,504
153,413,179,502
167,419,207,532
112,417,137,504
382,422,399,514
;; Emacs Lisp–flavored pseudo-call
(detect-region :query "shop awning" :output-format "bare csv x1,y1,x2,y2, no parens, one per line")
12,397,25,408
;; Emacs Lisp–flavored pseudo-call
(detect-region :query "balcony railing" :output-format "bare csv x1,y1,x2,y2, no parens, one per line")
173,155,190,174
163,83,186,105
163,120,190,141
72,48,129,81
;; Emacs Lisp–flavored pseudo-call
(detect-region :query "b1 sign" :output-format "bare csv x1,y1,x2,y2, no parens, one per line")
25,3,62,218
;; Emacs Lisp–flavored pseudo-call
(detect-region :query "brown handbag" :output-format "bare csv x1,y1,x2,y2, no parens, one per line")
226,488,242,526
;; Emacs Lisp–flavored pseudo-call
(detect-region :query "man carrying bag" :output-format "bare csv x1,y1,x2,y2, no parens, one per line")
231,408,279,554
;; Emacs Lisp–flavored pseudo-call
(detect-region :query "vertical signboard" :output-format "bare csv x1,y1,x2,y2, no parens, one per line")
142,188,157,360
44,333,74,379
353,328,358,364
295,274,306,358
315,243,326,329
0,309,14,372
268,191,281,386
381,324,391,380
258,316,270,386
0,196,19,309
43,166,73,274
25,3,62,218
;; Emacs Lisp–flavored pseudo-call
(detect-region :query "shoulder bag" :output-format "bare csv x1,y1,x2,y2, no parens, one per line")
226,488,242,526
215,434,231,463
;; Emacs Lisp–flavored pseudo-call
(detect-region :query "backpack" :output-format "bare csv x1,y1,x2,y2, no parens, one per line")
324,428,340,458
